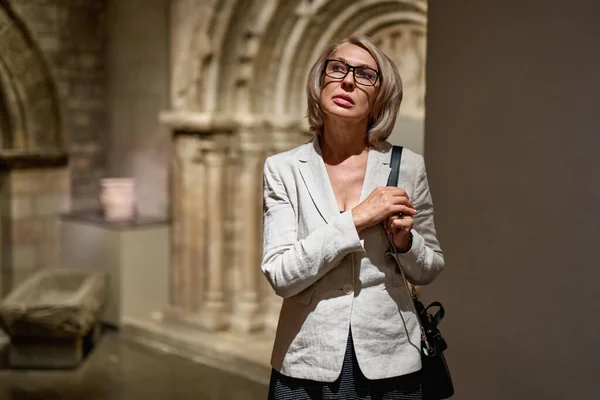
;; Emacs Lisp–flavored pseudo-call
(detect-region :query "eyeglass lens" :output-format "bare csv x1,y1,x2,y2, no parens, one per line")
325,60,378,85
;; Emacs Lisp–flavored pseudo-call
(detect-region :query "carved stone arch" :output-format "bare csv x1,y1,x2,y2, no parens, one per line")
250,0,305,117
170,0,216,111
0,59,22,147
171,0,242,112
226,0,280,115
211,0,256,114
279,0,428,120
0,1,63,152
210,0,301,117
366,22,427,119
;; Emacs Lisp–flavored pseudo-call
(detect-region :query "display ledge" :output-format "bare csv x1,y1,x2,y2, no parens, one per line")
61,210,170,231
0,150,68,170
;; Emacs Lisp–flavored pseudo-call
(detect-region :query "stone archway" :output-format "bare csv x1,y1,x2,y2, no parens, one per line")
0,85,12,147
0,1,68,296
140,0,429,380
168,0,426,121
0,0,63,152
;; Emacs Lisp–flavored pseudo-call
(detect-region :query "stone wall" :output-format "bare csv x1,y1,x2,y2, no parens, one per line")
0,166,70,296
0,0,106,297
9,0,107,211
105,0,170,218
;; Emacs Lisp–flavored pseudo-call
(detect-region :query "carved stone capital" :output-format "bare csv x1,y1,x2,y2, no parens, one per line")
160,110,237,135
174,135,201,164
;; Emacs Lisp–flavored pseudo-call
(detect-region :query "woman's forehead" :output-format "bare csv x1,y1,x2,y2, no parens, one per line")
329,44,378,69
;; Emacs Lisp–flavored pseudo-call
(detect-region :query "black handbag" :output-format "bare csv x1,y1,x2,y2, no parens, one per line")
386,145,455,399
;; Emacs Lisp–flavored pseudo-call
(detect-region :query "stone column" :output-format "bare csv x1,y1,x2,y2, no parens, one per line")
171,135,204,312
197,134,229,331
230,138,264,333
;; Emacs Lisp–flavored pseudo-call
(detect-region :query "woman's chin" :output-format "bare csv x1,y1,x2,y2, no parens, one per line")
323,106,365,121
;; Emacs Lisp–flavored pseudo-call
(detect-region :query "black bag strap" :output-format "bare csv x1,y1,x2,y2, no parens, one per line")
426,301,446,328
386,145,403,187
386,144,436,353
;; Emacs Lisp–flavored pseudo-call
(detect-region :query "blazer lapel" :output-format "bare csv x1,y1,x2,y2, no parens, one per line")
360,144,393,201
297,139,340,223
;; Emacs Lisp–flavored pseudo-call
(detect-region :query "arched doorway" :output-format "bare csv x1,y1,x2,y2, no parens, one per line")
134,0,430,380
0,1,68,296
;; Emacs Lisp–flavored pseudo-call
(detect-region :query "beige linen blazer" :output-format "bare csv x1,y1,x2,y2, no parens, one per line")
261,138,444,382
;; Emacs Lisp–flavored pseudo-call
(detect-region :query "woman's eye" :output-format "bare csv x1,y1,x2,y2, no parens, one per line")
359,71,376,79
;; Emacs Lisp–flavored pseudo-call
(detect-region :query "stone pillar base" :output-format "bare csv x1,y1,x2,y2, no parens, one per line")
230,301,264,334
121,314,274,384
164,305,229,332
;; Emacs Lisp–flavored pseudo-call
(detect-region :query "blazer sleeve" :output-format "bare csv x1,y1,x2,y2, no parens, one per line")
261,157,364,299
394,155,445,285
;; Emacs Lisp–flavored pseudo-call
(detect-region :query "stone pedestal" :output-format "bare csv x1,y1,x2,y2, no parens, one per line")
7,325,101,369
60,212,170,328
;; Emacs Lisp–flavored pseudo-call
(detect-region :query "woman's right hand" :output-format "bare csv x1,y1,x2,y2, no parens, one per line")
351,187,417,233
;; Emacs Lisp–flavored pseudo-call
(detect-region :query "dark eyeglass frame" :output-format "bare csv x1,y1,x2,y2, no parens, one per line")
323,59,380,86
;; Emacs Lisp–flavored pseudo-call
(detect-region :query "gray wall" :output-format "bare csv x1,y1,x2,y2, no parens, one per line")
389,117,424,155
424,1,600,399
106,0,170,218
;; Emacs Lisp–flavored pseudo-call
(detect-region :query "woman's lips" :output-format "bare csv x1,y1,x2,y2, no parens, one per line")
332,95,354,107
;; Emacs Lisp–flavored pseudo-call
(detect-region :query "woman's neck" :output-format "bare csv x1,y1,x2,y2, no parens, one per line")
320,117,369,164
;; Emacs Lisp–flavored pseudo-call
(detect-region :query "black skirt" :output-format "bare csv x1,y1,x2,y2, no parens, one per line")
268,329,424,400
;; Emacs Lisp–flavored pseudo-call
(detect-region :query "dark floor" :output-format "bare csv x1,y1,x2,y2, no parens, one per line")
0,332,268,400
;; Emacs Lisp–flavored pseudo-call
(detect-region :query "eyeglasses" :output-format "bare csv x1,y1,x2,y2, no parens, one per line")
323,59,380,86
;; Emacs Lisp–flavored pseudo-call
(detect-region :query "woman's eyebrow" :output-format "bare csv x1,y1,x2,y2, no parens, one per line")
337,57,376,69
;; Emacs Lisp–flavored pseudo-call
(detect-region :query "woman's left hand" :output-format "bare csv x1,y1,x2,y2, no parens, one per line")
384,213,414,252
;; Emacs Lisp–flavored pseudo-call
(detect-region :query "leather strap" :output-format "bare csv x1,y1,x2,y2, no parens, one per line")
386,145,403,187
426,301,446,328
385,144,433,352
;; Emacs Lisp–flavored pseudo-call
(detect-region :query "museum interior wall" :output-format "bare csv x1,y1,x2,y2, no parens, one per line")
0,0,431,379
0,0,106,296
425,0,600,399
0,0,171,296
105,0,170,219
5,0,598,397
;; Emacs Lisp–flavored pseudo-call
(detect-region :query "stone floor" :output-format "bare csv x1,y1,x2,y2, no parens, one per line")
0,331,268,400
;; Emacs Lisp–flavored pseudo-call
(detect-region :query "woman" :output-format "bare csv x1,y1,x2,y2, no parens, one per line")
262,35,444,399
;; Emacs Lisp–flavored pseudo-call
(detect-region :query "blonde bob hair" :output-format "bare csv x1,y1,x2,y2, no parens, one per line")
306,35,403,148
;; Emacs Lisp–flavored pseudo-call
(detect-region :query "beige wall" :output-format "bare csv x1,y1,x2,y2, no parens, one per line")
424,1,600,399
106,0,170,218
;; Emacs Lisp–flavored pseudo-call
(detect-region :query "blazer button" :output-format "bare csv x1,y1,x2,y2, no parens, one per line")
342,284,353,295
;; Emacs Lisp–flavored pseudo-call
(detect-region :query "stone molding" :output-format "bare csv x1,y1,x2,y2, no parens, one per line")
0,1,63,151
170,0,427,121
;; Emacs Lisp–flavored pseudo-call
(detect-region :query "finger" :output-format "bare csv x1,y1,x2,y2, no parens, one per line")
385,187,408,197
388,195,415,209
391,217,414,231
389,205,417,216
384,217,394,233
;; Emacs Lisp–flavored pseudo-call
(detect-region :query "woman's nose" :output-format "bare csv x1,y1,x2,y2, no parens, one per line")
341,70,355,89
